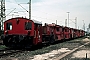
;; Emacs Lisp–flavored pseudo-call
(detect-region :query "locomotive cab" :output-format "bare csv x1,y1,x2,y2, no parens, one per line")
2,17,42,48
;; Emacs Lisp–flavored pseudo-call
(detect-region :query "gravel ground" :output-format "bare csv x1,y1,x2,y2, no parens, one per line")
61,43,90,60
61,37,90,60
0,37,89,60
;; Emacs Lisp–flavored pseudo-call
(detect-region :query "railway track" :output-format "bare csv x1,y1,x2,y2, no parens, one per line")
0,48,23,57
53,42,90,60
28,38,90,60
0,37,89,60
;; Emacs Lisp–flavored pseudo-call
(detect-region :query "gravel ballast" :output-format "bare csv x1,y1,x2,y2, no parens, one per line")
0,37,90,60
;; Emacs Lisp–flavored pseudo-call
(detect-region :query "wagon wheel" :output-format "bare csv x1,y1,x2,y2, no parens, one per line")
49,34,55,44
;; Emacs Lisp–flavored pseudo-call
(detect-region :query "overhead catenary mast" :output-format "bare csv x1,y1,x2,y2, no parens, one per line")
75,17,77,29
17,0,31,19
29,0,31,20
0,0,5,30
67,12,70,27
65,19,67,27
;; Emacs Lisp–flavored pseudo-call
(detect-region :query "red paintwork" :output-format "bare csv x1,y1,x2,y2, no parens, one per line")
3,17,85,48
33,23,42,45
70,28,74,38
63,27,70,39
55,25,63,40
4,17,42,45
77,30,80,37
43,23,55,35
42,24,51,35
4,18,34,36
80,30,85,36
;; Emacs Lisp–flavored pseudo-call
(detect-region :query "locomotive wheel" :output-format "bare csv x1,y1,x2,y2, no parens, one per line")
49,35,55,44
3,38,8,47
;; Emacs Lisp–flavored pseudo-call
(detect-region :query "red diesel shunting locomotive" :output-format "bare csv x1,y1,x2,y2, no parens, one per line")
1,17,42,48
1,17,85,48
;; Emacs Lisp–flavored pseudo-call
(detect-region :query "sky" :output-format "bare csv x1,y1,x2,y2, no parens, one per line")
5,0,90,31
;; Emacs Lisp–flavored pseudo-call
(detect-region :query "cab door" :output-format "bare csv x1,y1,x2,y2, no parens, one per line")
34,24,42,45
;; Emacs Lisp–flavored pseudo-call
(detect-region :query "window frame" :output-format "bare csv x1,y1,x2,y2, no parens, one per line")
56,27,59,32
25,22,32,30
6,22,12,30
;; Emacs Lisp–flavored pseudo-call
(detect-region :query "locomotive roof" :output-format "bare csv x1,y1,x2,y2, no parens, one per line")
32,19,42,24
5,17,42,24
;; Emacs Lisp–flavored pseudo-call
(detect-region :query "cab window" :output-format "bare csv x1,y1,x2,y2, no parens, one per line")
25,22,32,30
56,27,59,31
6,22,12,30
